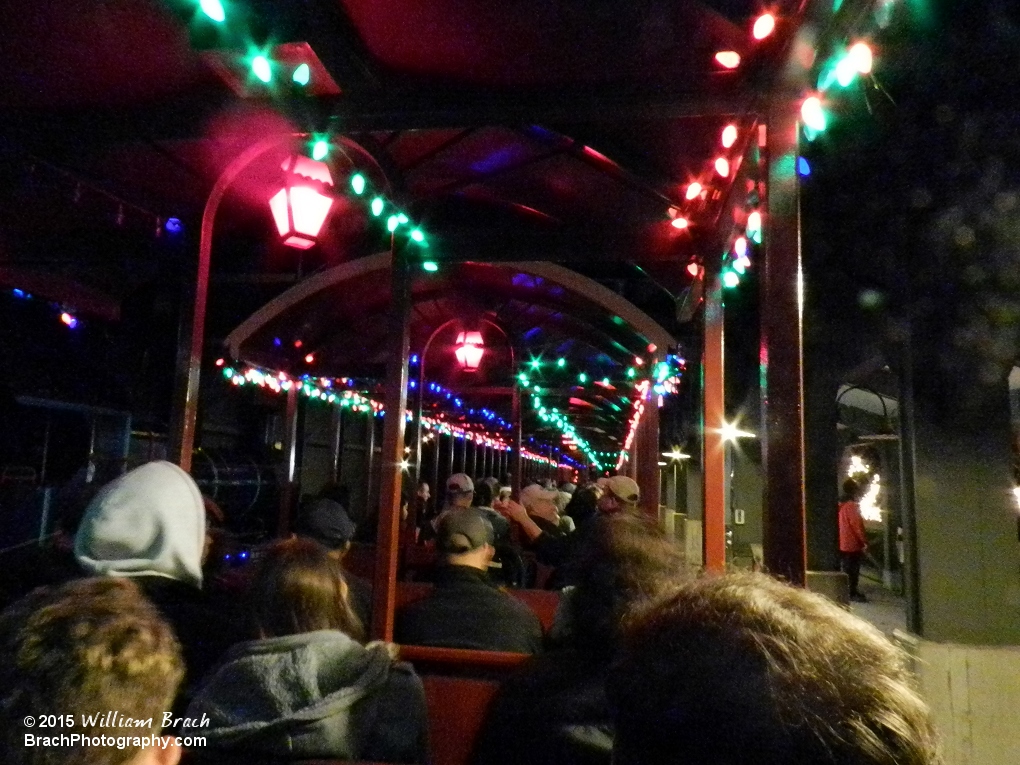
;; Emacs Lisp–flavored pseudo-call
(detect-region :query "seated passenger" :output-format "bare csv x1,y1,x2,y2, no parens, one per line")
73,461,240,694
0,577,185,765
498,475,642,589
295,486,373,626
519,483,573,538
396,507,543,653
188,537,429,763
474,514,686,765
608,571,942,765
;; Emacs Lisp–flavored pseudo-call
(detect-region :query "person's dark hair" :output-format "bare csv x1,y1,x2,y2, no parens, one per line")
566,514,687,659
249,537,365,642
0,578,184,765
319,482,351,507
563,485,599,524
842,477,866,502
474,481,494,507
608,571,942,765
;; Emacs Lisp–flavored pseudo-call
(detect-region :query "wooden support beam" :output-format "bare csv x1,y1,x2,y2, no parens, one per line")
760,99,807,586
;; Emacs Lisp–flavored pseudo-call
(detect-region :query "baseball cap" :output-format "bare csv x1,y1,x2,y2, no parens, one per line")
446,473,474,494
520,483,560,509
436,507,494,554
296,498,357,549
604,475,640,504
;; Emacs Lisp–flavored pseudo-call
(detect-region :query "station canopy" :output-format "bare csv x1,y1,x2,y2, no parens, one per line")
0,0,813,464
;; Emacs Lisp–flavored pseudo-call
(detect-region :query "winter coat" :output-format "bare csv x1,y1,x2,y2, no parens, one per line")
838,500,868,553
396,564,543,653
187,630,429,763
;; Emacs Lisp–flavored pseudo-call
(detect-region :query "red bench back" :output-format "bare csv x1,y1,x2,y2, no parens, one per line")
399,645,531,765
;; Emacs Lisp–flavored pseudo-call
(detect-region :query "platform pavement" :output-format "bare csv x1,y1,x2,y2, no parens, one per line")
850,567,907,637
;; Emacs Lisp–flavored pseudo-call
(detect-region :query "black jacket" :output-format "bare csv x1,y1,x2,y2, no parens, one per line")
473,649,612,765
395,565,543,653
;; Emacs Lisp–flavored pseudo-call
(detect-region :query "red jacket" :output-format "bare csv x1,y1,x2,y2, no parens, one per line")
838,500,868,553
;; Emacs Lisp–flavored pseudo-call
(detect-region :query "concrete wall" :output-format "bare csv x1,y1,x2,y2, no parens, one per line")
899,634,1020,765
912,391,1020,644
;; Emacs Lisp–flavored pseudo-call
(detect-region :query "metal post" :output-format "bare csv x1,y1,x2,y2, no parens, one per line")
371,244,412,641
898,328,922,633
170,136,292,472
330,406,345,483
446,432,455,484
638,383,660,520
703,273,727,572
365,414,376,521
431,433,440,504
278,384,300,537
513,386,523,498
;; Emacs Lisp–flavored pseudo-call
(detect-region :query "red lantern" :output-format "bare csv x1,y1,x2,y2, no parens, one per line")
269,155,335,249
455,331,484,371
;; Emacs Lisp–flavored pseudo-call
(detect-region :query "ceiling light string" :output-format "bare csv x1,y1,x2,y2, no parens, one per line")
11,148,176,237
218,358,573,464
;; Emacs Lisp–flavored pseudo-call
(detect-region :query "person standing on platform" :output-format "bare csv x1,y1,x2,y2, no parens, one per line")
839,477,870,602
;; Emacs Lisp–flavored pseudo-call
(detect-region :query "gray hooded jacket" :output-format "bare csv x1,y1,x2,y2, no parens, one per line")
187,630,429,763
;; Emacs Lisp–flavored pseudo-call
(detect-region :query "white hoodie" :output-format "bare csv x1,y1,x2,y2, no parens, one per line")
74,460,206,588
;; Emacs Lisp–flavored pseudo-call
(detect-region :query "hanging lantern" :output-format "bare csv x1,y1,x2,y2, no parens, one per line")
455,330,484,371
269,155,335,249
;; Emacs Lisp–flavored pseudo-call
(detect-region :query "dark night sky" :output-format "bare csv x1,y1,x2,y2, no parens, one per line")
720,0,1020,425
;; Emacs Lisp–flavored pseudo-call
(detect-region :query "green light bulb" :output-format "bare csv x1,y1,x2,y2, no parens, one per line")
252,56,272,84
422,261,439,272
626,367,636,378
371,197,384,217
292,63,310,86
557,358,566,368
530,359,541,369
200,0,225,23
578,373,587,383
723,270,741,288
410,229,425,243
387,215,399,232
312,140,329,161
397,213,409,224
350,174,366,195
602,377,610,386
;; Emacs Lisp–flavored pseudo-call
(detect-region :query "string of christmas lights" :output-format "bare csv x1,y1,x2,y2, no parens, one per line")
217,359,586,461
7,287,83,330
517,353,685,471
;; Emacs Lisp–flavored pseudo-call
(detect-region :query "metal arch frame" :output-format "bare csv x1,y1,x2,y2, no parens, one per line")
411,315,521,497
169,133,394,473
226,255,676,362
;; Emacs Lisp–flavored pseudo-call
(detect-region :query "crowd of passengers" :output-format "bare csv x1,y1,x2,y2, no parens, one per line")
0,460,945,765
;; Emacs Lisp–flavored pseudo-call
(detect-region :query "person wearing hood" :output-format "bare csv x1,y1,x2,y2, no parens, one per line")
187,537,429,763
74,460,241,694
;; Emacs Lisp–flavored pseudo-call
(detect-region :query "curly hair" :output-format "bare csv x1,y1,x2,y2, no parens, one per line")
0,578,184,765
608,571,942,765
